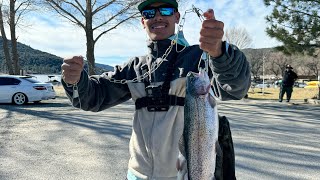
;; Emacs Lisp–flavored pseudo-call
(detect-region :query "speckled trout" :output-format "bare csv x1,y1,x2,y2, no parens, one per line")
177,69,219,180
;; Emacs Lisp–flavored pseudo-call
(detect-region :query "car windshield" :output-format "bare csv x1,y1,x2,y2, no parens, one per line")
21,77,41,83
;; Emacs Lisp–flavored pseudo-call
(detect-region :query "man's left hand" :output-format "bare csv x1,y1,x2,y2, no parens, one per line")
199,9,224,58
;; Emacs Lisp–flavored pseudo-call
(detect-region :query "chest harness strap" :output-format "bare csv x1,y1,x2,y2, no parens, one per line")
135,59,185,111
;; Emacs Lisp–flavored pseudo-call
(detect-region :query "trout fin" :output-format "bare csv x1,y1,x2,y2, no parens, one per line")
208,93,217,108
178,134,186,159
177,153,187,180
208,87,218,108
177,135,188,179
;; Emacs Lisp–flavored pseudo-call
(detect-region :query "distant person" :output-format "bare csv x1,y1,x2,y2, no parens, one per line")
279,64,298,102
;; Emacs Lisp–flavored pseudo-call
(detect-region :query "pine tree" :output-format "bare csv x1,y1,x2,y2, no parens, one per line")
264,0,320,56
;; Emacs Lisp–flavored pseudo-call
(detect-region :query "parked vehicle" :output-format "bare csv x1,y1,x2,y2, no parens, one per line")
0,75,56,105
255,83,271,89
294,82,307,88
305,81,319,88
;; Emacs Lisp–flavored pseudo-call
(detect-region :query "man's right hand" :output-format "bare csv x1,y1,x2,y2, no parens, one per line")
61,56,84,85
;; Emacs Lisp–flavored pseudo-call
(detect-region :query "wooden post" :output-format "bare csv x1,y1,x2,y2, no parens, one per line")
318,76,320,100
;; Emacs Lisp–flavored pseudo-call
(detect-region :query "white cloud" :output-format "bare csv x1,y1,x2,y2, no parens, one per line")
14,0,281,66
17,15,86,58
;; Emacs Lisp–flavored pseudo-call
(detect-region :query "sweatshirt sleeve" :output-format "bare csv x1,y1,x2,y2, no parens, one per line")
62,59,135,112
209,42,251,100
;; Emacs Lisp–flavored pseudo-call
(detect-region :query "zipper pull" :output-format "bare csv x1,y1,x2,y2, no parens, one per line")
73,85,79,98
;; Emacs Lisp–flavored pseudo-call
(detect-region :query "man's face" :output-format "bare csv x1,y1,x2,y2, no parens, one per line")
141,2,180,41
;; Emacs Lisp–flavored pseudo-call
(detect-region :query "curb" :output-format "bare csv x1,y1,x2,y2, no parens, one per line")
242,98,319,105
307,99,320,105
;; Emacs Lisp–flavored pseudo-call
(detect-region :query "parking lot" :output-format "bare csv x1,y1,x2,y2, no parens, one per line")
1,97,320,179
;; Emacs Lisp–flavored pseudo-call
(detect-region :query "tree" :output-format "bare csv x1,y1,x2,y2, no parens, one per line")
0,0,34,75
305,56,320,78
45,0,141,75
0,3,14,74
266,52,283,78
264,0,320,55
224,26,253,49
245,49,265,80
267,52,292,78
10,0,34,74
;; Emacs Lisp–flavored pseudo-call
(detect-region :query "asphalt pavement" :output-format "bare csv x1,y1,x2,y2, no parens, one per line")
220,99,320,180
0,97,319,180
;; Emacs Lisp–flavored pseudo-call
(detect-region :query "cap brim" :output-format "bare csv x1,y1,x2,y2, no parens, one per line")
138,0,178,11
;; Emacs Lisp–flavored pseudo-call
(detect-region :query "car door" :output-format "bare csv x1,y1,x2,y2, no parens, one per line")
0,77,21,103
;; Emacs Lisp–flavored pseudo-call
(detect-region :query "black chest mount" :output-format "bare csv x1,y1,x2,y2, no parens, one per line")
135,59,185,112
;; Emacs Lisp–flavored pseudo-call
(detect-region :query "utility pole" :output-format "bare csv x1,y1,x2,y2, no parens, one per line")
318,73,320,100
262,55,266,95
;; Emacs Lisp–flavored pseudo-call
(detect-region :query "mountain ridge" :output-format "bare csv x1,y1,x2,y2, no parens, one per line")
0,38,113,74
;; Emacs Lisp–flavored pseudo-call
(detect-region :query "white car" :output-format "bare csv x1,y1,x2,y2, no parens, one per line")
0,75,56,105
255,83,271,88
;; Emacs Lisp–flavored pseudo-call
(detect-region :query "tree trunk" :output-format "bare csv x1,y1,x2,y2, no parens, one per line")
85,0,95,75
0,6,14,75
86,32,96,75
10,0,20,75
45,0,142,76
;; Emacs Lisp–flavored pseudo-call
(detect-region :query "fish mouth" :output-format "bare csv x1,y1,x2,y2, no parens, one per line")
186,71,210,95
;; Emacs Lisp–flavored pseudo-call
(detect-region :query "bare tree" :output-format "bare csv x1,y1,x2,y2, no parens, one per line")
44,0,141,75
0,3,14,74
266,51,319,79
305,57,320,78
1,0,34,75
177,0,197,11
267,52,291,78
224,26,253,49
245,49,264,80
10,0,33,74
300,66,313,77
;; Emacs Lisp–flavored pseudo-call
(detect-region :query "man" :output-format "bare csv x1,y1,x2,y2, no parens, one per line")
61,0,251,179
279,64,298,102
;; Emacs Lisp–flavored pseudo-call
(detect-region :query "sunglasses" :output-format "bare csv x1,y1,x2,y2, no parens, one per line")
141,6,176,19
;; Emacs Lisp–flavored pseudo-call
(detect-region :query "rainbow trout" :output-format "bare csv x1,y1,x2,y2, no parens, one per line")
177,69,219,180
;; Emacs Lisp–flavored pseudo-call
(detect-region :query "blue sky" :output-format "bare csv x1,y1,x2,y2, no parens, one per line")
13,0,281,66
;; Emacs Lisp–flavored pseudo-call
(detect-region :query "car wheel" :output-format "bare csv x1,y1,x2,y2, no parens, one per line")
12,92,28,105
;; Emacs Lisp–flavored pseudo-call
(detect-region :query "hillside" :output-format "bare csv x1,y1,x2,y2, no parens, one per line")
242,47,274,54
2,38,317,80
0,38,113,74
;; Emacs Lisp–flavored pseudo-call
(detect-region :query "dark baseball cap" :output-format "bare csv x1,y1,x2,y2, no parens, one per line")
138,0,178,12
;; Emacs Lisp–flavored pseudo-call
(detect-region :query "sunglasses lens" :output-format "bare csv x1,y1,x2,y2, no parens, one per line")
142,7,175,19
159,8,175,16
142,9,156,19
